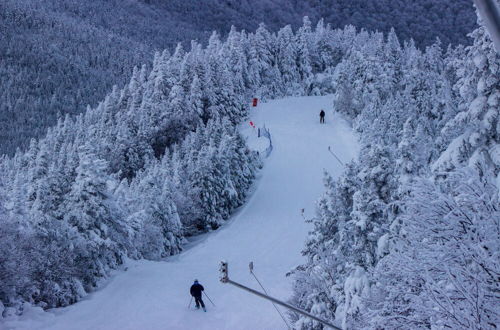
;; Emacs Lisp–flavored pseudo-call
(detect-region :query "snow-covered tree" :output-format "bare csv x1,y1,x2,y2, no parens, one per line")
366,163,500,329
435,25,500,174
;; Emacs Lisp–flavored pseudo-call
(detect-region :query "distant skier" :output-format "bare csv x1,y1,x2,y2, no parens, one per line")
190,279,206,311
319,110,325,124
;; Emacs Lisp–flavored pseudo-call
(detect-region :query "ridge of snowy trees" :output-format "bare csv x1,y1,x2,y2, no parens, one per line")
1,9,497,326
0,17,384,315
0,0,477,156
291,15,500,330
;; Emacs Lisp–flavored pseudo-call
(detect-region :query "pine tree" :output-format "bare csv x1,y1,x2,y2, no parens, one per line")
277,25,300,95
63,146,123,290
127,166,182,259
248,23,277,97
435,26,500,172
296,17,314,93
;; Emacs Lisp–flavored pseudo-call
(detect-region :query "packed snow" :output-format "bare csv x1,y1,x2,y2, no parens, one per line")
3,95,358,330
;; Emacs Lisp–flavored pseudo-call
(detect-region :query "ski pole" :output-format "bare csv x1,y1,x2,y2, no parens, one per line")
203,291,216,307
188,296,193,309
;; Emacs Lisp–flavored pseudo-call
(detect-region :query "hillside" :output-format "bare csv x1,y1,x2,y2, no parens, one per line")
0,0,477,155
3,95,359,330
1,4,498,328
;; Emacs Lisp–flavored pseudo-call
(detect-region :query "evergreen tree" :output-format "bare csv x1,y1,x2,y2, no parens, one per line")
435,26,500,173
63,146,123,290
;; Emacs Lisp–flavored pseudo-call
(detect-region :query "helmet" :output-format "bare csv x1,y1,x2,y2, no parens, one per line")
194,279,199,283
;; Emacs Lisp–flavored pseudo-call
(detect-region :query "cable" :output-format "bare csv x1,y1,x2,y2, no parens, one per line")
249,262,292,330
327,146,344,166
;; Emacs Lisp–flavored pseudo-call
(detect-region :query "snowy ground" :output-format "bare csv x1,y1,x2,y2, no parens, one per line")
4,95,358,330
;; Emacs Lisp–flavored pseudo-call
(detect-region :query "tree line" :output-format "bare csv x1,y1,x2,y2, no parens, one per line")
1,13,497,328
0,0,476,155
290,17,499,330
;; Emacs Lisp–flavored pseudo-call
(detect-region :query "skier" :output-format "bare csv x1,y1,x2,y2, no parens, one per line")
319,110,325,124
190,279,206,311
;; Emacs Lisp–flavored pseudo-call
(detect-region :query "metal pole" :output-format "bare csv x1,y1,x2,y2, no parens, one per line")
473,0,500,53
188,296,193,309
220,261,339,329
203,291,216,307
225,279,340,330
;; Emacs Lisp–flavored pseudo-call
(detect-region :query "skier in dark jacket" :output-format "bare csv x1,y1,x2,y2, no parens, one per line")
190,279,206,311
319,110,325,123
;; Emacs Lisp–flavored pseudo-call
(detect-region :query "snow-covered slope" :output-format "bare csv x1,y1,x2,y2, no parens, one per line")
4,95,358,330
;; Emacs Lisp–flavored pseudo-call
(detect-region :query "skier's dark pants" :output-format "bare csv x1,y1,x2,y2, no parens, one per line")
320,116,325,123
194,295,205,308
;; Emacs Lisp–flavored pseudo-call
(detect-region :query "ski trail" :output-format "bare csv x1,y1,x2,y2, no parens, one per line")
5,95,358,330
